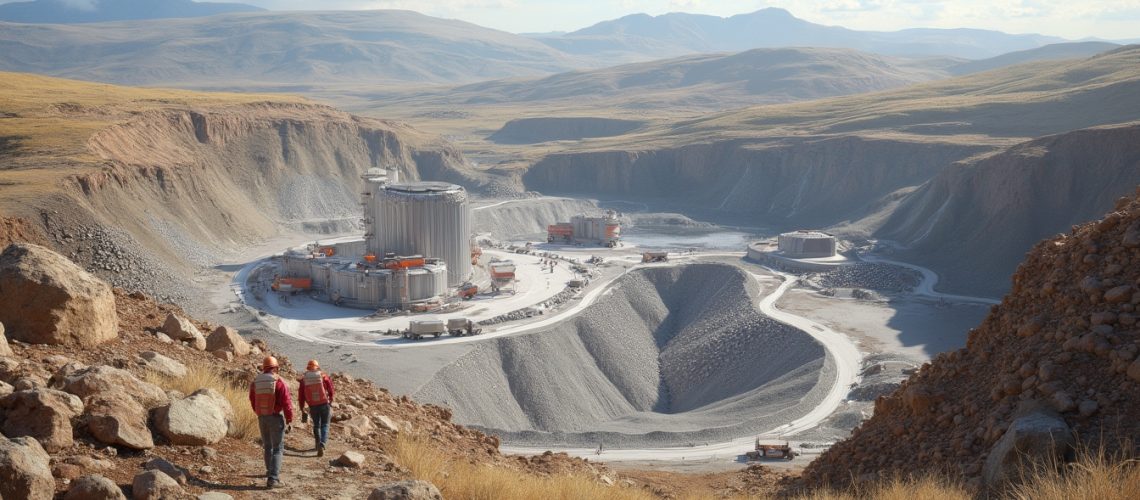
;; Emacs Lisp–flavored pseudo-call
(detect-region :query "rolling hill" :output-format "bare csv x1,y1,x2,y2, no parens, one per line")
538,8,1067,61
445,47,946,108
0,0,261,23
0,10,586,86
949,41,1122,75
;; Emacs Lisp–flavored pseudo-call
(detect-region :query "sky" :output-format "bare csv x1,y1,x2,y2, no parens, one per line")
6,0,1140,40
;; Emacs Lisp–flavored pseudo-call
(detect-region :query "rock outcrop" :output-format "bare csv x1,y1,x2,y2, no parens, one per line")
804,189,1140,489
0,436,55,500
0,389,85,452
0,243,118,346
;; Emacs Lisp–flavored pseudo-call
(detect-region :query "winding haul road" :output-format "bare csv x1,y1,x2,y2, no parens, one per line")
232,240,992,463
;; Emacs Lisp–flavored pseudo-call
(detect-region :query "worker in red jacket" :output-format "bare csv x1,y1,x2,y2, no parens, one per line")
297,359,335,456
249,356,293,489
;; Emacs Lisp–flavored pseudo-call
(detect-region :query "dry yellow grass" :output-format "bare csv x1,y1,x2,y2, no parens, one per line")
394,433,658,500
143,363,259,440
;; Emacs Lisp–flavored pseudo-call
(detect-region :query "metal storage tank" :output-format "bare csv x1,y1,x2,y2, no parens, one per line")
777,231,837,258
367,181,471,286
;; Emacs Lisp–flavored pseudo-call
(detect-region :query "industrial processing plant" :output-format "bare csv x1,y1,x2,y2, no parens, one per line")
747,230,848,271
272,169,472,309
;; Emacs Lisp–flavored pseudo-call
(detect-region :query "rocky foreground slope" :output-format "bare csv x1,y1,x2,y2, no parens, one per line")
803,187,1140,490
0,242,625,499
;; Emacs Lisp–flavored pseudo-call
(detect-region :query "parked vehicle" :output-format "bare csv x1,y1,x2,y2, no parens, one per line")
402,318,446,340
446,317,482,337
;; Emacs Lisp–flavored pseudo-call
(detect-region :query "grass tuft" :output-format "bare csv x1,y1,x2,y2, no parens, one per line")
394,433,657,500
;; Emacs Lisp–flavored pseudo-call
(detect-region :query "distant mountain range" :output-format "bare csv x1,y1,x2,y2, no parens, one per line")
0,0,261,23
0,7,1126,88
534,8,1068,60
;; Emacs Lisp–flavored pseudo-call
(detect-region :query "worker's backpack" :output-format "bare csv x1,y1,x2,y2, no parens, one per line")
303,370,329,406
252,373,279,416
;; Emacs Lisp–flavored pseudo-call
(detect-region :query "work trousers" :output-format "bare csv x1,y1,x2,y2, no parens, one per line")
257,414,286,482
309,403,331,448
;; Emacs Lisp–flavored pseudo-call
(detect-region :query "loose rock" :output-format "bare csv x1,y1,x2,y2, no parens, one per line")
137,352,187,379
206,326,250,356
337,450,366,468
155,390,229,445
131,470,183,500
83,391,154,450
0,436,54,500
161,313,205,351
367,480,443,500
64,474,127,500
0,388,84,452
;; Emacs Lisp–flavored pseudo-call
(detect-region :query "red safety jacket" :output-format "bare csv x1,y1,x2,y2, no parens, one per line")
249,372,294,422
299,370,334,408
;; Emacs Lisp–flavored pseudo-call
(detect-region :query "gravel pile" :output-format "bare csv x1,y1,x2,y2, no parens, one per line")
417,263,835,448
814,263,921,292
45,221,190,305
478,287,579,326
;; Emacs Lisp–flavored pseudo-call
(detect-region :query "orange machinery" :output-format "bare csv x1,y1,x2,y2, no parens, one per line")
381,255,426,270
547,223,573,243
271,277,312,292
316,246,336,257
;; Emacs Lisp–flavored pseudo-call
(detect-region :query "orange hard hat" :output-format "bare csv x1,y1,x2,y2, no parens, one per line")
261,356,279,371
306,359,320,371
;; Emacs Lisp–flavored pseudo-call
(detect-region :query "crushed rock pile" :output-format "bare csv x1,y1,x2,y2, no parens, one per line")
803,188,1140,491
812,262,921,293
419,263,833,448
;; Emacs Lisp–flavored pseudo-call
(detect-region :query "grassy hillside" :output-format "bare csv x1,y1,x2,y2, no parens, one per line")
0,71,306,205
0,10,586,87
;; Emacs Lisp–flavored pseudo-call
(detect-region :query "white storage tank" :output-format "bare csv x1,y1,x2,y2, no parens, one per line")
777,231,837,258
366,181,471,286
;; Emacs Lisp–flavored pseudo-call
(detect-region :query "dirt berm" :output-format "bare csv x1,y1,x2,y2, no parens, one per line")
416,263,835,448
803,186,1140,489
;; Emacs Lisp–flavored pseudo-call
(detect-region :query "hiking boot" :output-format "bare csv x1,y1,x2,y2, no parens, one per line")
317,445,324,457
267,479,285,489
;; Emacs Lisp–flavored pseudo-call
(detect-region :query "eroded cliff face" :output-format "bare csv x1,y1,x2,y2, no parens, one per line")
876,124,1140,296
522,136,990,230
67,102,478,265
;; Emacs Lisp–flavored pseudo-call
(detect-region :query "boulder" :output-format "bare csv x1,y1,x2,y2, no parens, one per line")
0,243,118,346
0,388,84,452
0,321,11,356
0,380,12,397
197,494,233,500
155,391,229,445
137,352,187,379
375,415,401,434
64,474,127,500
83,391,154,450
983,409,1075,488
336,450,366,468
206,326,250,357
59,365,168,409
131,470,183,500
161,313,205,351
367,480,443,500
0,436,54,500
342,415,375,438
142,457,189,486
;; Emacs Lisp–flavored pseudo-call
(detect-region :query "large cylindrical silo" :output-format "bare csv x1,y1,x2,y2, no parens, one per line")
368,182,471,286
